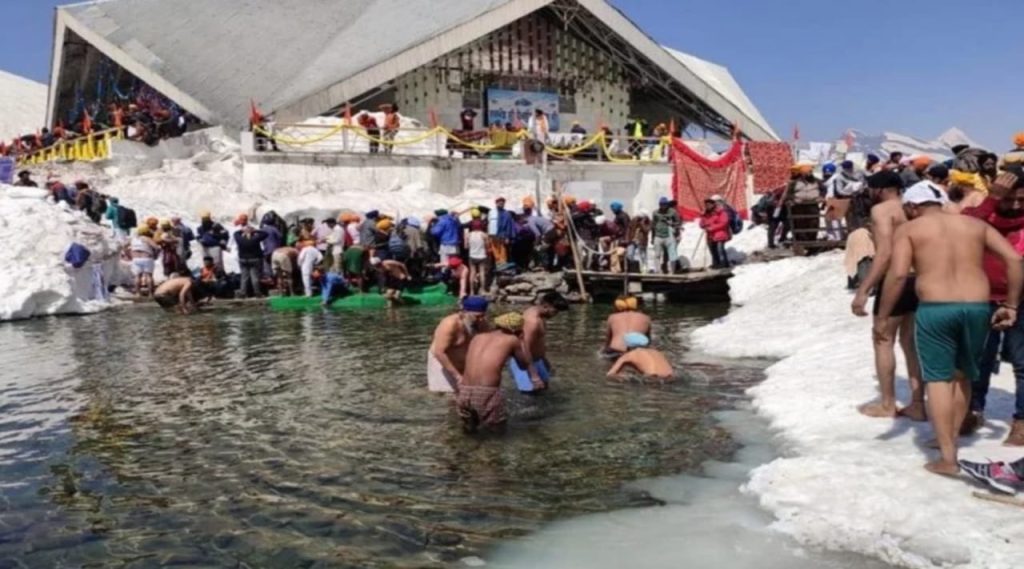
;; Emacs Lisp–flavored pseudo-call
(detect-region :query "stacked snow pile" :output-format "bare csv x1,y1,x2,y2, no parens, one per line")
0,186,121,321
0,70,46,142
692,254,1024,568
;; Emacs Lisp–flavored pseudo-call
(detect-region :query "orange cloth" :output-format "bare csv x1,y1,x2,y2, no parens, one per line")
490,239,508,265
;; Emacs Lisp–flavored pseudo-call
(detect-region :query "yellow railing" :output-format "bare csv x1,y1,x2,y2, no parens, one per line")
14,128,124,167
253,122,672,164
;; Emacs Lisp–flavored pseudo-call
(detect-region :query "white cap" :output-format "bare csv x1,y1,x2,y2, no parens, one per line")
902,181,949,206
709,194,724,202
594,215,607,225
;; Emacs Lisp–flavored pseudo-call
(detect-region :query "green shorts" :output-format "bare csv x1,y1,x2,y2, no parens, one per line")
914,302,991,382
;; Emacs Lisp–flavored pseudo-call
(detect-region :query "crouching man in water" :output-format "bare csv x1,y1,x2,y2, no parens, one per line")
602,294,652,359
428,296,490,392
607,333,674,380
153,276,199,314
877,182,1023,476
458,312,543,433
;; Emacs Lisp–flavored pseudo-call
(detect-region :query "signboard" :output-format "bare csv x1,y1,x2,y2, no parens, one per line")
486,89,560,131
0,158,14,185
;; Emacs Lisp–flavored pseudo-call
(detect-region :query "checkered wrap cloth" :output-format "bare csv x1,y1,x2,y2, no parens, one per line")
456,385,508,431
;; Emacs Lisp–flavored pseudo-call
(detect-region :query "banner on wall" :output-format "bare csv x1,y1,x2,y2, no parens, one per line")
486,89,560,131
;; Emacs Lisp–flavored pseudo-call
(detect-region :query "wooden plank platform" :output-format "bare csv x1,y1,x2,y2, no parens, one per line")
578,269,732,302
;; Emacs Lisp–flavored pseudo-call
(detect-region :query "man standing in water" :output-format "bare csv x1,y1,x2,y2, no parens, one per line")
602,295,652,358
511,292,569,390
428,296,490,392
851,171,926,420
459,312,543,433
877,182,1022,476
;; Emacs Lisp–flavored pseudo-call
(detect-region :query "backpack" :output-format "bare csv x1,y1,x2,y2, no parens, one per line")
65,242,91,268
117,206,137,230
724,204,743,234
388,230,410,259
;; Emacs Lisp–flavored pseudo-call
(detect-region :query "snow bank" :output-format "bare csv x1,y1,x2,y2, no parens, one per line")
0,186,121,321
692,253,1024,568
678,222,767,271
0,70,46,142
490,408,886,569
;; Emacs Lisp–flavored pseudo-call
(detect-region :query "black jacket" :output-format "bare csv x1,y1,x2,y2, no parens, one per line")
234,229,268,260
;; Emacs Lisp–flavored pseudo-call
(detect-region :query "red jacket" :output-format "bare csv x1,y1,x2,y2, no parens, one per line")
963,197,1024,302
699,208,731,243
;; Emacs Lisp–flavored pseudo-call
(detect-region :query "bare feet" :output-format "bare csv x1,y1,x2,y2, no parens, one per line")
898,402,928,422
858,401,898,418
925,460,960,477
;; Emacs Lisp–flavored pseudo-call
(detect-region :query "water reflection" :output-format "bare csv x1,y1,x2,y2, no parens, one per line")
0,302,760,567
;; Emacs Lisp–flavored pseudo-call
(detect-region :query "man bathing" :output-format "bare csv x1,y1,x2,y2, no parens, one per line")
428,296,490,392
877,181,1022,476
374,258,410,304
607,332,674,380
153,276,199,314
603,295,652,358
458,312,543,433
511,292,569,390
851,171,926,420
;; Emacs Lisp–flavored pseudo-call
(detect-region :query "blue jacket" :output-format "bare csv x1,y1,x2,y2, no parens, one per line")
495,208,516,240
197,221,228,247
430,214,461,246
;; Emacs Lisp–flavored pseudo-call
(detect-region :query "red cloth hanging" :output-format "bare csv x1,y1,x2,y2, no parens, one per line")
670,138,747,220
747,141,794,194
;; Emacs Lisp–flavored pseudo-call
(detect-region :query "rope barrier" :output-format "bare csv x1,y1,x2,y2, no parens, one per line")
251,120,670,165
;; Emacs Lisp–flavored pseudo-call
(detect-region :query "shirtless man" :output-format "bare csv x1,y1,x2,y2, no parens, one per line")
458,312,542,433
428,296,490,392
374,258,411,303
602,295,652,358
271,246,298,296
153,276,198,314
607,333,674,380
877,182,1022,476
511,292,569,390
851,171,926,420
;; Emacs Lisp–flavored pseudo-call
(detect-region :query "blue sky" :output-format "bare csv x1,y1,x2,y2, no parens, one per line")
2,0,1018,149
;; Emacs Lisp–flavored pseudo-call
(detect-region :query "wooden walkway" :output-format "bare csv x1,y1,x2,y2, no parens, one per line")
579,269,733,302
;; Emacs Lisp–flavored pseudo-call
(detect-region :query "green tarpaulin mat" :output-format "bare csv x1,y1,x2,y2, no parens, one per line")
268,283,456,311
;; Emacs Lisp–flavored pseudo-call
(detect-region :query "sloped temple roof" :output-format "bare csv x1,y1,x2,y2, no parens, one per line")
49,0,778,141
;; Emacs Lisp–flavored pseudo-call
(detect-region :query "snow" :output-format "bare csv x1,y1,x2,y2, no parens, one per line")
0,185,121,321
0,70,46,142
936,127,980,150
691,253,1024,569
490,407,888,569
677,222,767,270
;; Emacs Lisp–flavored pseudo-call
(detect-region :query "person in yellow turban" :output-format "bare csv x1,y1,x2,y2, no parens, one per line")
457,310,543,433
494,311,524,332
603,295,651,359
376,218,394,232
